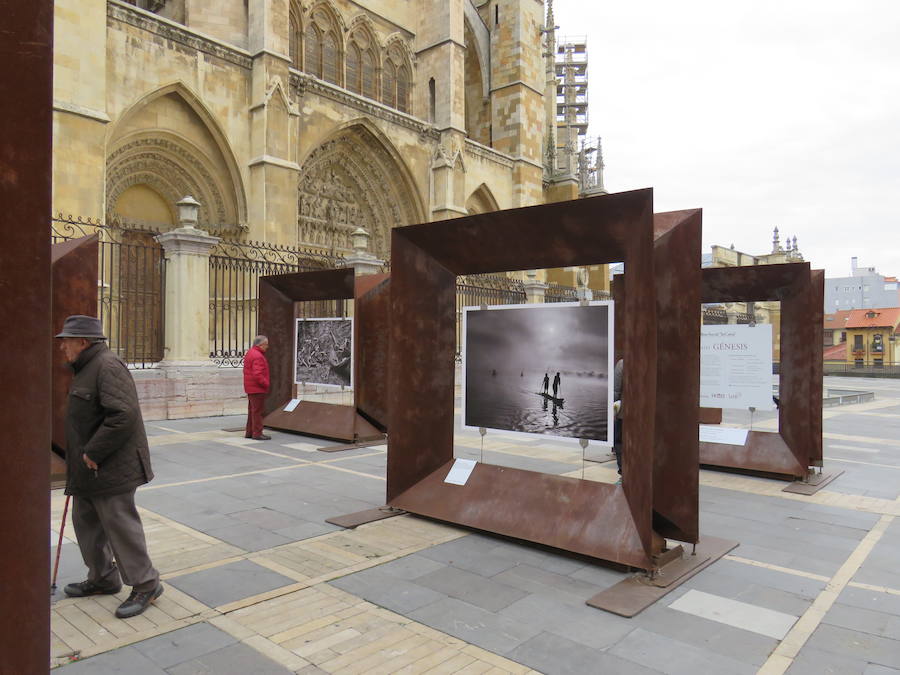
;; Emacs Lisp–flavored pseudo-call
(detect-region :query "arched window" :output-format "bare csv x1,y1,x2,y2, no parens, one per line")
382,42,412,113
382,61,396,108
428,77,436,122
323,31,339,84
362,49,376,99
346,43,361,94
396,66,409,113
305,24,322,78
289,4,301,68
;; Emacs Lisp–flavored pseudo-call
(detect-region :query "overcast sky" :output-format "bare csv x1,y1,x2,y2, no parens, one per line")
553,0,900,279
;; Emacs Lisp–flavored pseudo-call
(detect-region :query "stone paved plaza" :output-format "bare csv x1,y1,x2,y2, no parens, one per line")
49,376,900,674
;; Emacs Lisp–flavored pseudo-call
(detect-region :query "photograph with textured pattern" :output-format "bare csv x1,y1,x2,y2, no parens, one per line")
294,317,353,387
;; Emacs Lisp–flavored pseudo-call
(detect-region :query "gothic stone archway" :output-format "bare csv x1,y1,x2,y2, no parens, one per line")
297,124,422,259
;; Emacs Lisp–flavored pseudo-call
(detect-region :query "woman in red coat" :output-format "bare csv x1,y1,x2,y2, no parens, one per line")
243,335,270,440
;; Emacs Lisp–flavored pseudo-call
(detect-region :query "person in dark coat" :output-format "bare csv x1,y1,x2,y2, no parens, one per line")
243,335,271,440
541,372,550,394
55,315,161,619
552,372,561,398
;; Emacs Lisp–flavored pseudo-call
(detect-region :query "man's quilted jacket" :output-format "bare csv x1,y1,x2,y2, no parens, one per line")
64,342,153,497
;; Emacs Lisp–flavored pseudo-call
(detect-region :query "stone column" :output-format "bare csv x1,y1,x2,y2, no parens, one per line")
344,227,385,276
155,197,220,363
523,270,548,303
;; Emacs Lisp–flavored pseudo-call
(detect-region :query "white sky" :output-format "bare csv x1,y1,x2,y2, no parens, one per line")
553,0,900,279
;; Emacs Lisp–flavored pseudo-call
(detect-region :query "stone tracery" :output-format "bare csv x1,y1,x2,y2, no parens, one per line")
106,137,242,232
297,126,421,258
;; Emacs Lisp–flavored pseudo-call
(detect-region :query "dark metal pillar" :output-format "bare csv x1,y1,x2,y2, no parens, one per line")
0,0,53,670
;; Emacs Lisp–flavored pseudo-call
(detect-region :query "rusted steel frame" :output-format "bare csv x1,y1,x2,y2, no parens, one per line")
51,235,100,485
387,190,671,570
355,274,390,430
700,263,824,476
258,268,390,432
0,0,53,669
259,268,356,415
651,210,702,544
808,270,824,466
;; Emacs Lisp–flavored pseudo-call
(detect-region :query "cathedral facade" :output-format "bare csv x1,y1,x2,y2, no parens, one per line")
53,0,554,258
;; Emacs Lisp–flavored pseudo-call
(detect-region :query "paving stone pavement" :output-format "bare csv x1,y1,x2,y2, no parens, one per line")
50,376,900,673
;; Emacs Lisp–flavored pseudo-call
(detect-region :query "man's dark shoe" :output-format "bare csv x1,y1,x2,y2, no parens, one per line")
252,434,271,440
115,583,163,619
64,580,122,597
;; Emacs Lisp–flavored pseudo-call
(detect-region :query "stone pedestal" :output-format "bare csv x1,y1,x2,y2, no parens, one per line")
346,226,385,276
156,219,220,363
523,279,548,303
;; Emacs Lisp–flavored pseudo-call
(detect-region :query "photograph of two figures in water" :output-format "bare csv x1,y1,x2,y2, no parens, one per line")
294,317,353,387
463,302,613,444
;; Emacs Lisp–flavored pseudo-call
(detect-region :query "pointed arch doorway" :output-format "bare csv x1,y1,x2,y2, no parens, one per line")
297,122,424,260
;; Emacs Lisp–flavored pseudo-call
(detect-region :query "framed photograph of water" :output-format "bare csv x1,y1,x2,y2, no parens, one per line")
461,301,615,445
294,317,353,388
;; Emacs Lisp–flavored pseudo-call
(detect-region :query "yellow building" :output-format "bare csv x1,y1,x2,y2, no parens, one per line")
843,308,900,367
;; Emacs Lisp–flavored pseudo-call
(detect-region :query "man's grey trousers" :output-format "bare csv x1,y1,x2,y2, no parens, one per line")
72,489,159,593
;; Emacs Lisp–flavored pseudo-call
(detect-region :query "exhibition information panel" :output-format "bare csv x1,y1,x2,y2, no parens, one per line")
700,324,774,411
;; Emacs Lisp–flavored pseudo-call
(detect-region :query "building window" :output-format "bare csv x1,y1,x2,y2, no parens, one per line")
382,43,411,113
289,5,301,69
362,50,376,99
305,24,322,78
346,43,361,94
382,61,396,107
323,31,340,84
854,358,864,368
429,77,436,122
397,66,410,113
853,334,864,350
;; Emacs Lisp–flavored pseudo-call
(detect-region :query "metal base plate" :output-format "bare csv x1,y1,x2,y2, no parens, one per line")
586,535,739,617
326,507,406,529
782,470,844,495
700,430,806,480
318,438,387,453
264,400,384,443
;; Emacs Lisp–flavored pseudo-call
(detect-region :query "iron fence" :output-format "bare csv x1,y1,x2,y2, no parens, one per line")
702,307,728,325
209,239,346,366
822,362,900,378
51,216,165,368
545,283,578,303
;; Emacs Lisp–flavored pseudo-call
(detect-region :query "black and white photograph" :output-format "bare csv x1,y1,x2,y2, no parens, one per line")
294,317,353,388
462,301,614,444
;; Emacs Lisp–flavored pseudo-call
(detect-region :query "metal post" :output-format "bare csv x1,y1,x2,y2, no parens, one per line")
0,0,53,669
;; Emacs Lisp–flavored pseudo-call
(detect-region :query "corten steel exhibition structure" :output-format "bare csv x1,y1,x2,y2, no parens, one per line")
1,0,53,670
385,189,702,573
50,234,100,487
700,263,825,480
259,268,389,443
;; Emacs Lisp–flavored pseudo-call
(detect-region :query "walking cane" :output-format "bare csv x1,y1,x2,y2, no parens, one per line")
51,494,71,593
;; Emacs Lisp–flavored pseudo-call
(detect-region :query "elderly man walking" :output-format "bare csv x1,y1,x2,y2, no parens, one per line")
244,335,271,440
55,315,162,619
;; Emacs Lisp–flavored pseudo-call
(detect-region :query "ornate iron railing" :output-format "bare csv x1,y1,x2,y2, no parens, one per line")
209,238,346,367
545,282,578,303
51,215,166,368
702,307,728,325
